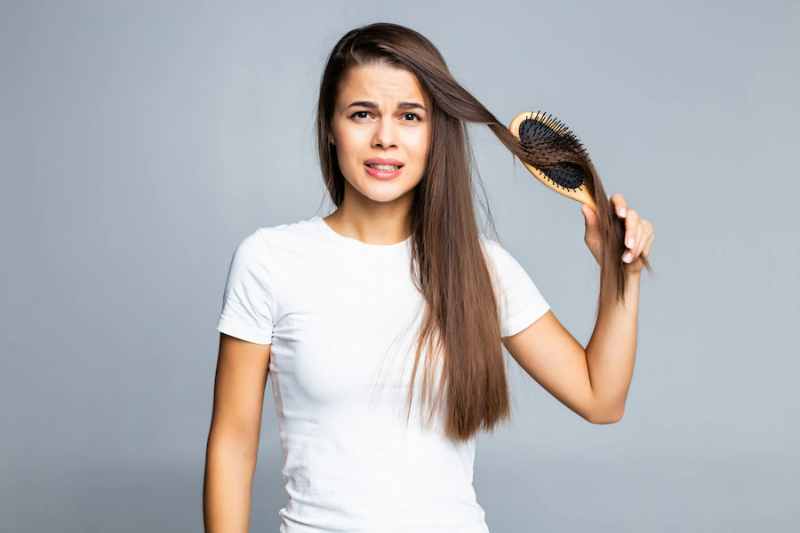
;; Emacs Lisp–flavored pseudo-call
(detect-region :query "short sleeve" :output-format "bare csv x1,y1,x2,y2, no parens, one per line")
216,229,275,345
483,237,550,338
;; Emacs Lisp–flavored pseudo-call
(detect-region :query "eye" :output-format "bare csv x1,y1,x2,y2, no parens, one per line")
349,111,423,122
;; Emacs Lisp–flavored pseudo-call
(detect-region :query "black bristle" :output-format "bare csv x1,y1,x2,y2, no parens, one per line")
517,111,590,191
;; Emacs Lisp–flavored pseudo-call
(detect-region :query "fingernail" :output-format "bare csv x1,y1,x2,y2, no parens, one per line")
627,237,635,248
623,252,632,263
619,207,626,217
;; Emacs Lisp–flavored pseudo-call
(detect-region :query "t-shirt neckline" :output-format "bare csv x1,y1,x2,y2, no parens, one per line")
313,215,412,251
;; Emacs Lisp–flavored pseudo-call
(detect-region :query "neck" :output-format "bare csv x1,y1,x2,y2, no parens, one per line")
324,189,413,246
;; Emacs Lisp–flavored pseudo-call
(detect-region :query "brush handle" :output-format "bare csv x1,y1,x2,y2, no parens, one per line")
509,111,598,214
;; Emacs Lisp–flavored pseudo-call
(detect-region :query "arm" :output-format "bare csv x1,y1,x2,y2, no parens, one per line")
501,268,642,425
502,194,651,424
584,271,641,423
203,333,271,532
577,194,650,422
502,310,600,423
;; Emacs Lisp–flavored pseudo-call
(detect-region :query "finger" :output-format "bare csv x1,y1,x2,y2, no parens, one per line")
581,203,595,222
633,233,653,263
631,220,647,262
641,221,654,257
623,209,638,254
642,233,654,257
623,218,643,263
610,193,628,218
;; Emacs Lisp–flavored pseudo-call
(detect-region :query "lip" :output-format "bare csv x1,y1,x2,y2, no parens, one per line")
365,158,404,167
364,163,403,180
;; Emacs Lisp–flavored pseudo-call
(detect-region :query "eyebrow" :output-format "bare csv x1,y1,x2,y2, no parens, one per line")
347,100,426,111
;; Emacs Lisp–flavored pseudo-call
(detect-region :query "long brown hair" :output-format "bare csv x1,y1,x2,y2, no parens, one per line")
315,22,648,443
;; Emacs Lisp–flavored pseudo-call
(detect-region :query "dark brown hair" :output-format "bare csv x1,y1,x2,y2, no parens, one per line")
315,22,650,443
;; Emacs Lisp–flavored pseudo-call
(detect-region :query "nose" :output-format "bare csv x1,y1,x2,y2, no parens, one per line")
371,116,397,149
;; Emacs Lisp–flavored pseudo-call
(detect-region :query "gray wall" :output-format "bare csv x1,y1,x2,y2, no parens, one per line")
1,1,797,531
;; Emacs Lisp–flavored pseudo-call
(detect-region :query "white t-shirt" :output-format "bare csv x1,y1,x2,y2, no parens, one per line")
216,215,550,533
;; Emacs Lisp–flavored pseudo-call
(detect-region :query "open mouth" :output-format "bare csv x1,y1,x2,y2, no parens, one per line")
364,163,404,179
365,163,403,171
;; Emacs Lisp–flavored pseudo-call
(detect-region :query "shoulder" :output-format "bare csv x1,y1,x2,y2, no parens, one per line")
480,235,500,251
478,234,511,269
256,216,320,250
234,216,318,258
228,228,270,272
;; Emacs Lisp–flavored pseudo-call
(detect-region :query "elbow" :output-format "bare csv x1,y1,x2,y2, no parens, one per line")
587,406,624,425
591,414,622,425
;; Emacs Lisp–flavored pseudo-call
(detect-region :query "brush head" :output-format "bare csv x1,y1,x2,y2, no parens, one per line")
517,111,590,190
509,110,598,212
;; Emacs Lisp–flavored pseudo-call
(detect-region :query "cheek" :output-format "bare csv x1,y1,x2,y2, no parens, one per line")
409,132,430,166
337,133,368,162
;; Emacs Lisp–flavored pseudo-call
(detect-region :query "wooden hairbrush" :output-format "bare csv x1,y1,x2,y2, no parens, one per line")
508,111,598,214
508,110,654,303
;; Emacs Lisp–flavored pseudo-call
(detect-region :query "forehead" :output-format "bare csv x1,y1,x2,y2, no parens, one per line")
338,64,426,104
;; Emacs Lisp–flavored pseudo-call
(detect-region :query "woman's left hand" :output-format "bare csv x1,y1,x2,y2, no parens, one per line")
581,193,654,273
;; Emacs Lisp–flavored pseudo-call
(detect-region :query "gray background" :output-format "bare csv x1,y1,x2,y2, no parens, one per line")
1,0,797,531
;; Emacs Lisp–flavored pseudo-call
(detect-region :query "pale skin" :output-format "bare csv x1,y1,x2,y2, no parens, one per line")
203,63,654,529
505,197,653,425
322,62,431,243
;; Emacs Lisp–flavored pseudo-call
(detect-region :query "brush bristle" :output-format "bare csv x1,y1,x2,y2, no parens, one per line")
518,111,590,191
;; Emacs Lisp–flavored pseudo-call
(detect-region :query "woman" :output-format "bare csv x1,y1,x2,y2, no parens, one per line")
204,22,654,533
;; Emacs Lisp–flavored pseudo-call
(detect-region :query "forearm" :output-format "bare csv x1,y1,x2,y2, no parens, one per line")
203,437,259,532
585,271,641,423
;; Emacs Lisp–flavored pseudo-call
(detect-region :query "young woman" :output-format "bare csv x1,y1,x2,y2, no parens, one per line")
203,22,654,533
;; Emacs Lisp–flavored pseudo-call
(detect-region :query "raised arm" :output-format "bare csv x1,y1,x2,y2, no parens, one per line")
501,272,639,426
203,333,271,532
502,194,650,425
502,310,604,423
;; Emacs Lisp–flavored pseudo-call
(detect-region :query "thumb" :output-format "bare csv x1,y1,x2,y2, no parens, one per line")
581,204,597,226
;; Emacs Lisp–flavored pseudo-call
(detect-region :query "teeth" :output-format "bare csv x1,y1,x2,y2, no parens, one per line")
368,164,400,171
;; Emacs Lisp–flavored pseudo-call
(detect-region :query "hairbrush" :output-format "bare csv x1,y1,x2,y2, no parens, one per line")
508,111,598,214
508,110,655,303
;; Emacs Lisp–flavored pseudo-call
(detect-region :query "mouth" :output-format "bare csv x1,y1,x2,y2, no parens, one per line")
364,163,404,180
365,163,403,171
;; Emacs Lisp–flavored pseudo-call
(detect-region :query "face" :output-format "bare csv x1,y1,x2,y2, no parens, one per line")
329,63,431,206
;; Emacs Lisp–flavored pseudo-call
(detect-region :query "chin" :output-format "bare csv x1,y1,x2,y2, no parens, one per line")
352,180,413,204
362,187,408,204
